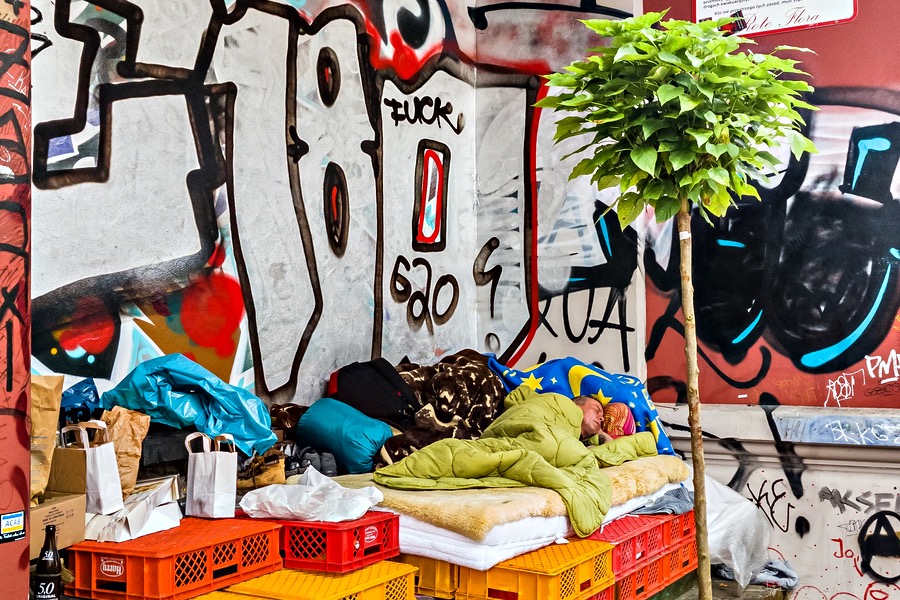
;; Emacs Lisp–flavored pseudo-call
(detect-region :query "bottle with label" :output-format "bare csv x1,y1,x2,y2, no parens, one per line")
32,524,62,600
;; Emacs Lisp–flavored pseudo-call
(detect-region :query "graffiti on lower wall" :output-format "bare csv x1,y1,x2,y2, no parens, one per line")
659,400,900,598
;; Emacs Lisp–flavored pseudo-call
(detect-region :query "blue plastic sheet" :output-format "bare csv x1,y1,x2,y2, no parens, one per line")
100,354,276,456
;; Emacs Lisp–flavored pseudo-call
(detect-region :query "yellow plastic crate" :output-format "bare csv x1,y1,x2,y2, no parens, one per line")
224,561,417,600
395,554,459,598
457,540,614,600
193,593,248,600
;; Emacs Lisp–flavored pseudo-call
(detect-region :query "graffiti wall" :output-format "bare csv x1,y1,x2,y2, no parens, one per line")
30,0,646,403
642,0,900,411
641,3,900,596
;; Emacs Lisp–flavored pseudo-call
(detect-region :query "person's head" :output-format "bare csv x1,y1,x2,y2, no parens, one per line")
573,395,604,438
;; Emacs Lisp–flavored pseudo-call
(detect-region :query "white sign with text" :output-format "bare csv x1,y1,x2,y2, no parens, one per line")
694,0,857,37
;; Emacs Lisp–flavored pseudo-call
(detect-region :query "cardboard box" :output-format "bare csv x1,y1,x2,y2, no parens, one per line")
30,491,86,560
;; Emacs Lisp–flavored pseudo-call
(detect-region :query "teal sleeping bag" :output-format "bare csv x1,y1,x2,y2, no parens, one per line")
296,397,394,473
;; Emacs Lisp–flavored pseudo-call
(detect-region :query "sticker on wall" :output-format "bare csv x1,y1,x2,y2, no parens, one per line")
0,510,25,543
693,0,857,37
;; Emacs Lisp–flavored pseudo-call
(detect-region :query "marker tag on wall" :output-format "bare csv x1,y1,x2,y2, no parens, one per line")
679,231,691,240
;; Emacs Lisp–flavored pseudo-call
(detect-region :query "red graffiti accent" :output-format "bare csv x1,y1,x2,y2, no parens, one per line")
151,296,171,317
363,19,443,81
57,297,115,355
180,271,244,357
794,582,900,600
208,242,227,269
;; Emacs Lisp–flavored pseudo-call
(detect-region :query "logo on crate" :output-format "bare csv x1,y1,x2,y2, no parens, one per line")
364,526,378,545
99,557,125,578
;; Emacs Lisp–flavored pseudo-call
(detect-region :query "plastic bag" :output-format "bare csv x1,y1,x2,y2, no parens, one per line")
100,354,276,456
239,467,383,522
682,467,771,590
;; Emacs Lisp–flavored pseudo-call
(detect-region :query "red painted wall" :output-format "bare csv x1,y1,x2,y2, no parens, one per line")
0,0,32,594
644,0,898,91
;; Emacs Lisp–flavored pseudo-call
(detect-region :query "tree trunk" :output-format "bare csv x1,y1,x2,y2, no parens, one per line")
677,199,712,600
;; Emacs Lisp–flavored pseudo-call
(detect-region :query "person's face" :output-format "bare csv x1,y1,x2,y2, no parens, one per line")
579,398,604,438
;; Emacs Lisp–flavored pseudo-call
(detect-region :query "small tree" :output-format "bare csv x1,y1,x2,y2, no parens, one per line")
537,11,816,599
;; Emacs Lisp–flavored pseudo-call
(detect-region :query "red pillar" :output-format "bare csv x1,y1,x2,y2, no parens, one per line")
0,0,31,597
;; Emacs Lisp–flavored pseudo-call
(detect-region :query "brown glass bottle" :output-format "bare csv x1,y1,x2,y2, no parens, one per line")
32,524,62,600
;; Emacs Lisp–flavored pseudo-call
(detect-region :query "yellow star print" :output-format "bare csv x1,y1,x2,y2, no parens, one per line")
520,373,544,391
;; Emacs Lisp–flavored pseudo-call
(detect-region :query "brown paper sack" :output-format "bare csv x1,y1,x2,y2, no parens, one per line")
101,406,151,498
30,375,64,504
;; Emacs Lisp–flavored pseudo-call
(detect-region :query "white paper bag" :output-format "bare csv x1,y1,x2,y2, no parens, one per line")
85,478,182,542
60,421,125,515
185,432,238,518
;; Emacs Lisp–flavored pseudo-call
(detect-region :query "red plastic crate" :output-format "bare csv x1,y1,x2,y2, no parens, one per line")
654,511,696,547
615,554,667,600
277,510,399,573
586,583,615,600
65,517,282,600
662,539,698,583
586,516,665,575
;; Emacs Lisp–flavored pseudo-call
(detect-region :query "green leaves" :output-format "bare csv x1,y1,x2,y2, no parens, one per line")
539,11,818,227
630,146,657,174
657,84,682,105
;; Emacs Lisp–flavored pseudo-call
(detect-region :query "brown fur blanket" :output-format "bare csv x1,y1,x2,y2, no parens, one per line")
335,454,688,541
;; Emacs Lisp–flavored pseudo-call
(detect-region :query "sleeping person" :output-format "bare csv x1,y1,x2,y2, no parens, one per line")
573,395,636,444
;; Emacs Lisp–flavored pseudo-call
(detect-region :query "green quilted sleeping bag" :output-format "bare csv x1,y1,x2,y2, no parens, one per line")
374,386,657,537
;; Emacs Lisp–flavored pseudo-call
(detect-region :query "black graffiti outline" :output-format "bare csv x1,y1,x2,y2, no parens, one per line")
646,300,773,389
858,511,900,584
468,0,631,30
389,254,459,334
473,236,502,318
746,478,795,533
383,94,464,134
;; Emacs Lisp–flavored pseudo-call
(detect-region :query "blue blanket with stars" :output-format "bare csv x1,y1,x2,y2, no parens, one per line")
487,356,674,456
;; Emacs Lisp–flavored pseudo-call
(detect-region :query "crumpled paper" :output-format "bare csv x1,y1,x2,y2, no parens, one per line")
239,467,383,522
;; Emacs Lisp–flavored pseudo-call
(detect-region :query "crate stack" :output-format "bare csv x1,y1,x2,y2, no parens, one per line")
64,511,414,600
588,510,698,600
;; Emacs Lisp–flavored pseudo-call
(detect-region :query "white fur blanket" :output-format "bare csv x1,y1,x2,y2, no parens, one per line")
335,454,688,541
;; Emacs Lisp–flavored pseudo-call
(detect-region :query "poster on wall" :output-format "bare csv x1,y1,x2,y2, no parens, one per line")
694,0,857,37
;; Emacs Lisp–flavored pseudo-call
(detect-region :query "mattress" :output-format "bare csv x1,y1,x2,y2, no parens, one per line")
383,481,683,570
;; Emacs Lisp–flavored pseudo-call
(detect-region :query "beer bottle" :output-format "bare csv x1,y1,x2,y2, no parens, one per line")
32,524,62,600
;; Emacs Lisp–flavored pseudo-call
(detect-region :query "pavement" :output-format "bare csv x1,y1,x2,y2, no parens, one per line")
658,574,787,600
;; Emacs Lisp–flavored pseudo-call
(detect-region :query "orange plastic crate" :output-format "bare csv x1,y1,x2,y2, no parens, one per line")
586,516,665,575
456,540,614,600
662,539,698,583
274,510,399,573
614,553,666,600
394,554,458,598
654,511,696,547
65,517,282,600
225,560,417,600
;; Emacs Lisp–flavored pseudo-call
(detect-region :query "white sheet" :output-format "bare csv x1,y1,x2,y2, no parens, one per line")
381,481,684,570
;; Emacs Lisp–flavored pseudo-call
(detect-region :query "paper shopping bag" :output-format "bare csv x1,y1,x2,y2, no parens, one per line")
54,421,125,515
185,432,238,518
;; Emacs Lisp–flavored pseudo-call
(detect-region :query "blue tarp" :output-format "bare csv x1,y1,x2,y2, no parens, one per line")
101,354,276,456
